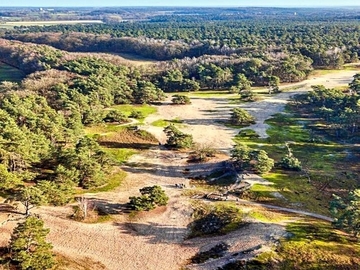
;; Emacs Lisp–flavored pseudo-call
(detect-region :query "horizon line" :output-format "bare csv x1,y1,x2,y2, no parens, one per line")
1,5,360,8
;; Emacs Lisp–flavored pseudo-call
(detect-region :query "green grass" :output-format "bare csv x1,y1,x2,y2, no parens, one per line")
151,118,184,127
249,208,287,223
275,220,360,269
233,112,359,215
103,148,138,164
188,90,237,98
83,170,127,193
0,62,25,82
111,104,157,121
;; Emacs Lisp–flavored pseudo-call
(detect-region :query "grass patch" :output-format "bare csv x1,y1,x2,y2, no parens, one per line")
103,148,138,164
111,104,157,123
276,220,360,269
250,184,278,201
188,90,237,98
151,117,184,127
83,170,127,193
233,112,360,215
249,208,288,223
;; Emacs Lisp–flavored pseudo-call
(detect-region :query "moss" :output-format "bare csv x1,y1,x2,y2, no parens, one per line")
277,220,360,269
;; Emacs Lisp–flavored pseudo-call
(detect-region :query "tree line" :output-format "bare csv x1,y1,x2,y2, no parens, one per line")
5,16,360,68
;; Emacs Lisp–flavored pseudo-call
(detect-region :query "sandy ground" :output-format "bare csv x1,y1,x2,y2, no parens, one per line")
0,69,357,270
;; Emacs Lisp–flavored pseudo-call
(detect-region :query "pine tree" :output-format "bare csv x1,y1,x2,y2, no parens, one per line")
10,216,55,270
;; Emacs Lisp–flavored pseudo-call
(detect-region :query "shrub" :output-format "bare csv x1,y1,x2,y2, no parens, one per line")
164,124,193,149
129,110,144,119
230,108,255,126
128,185,169,211
279,154,302,171
171,94,191,105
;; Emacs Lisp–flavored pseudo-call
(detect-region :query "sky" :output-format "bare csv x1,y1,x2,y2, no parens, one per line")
2,0,360,7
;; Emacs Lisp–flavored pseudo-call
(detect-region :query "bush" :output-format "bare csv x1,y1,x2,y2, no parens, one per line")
129,110,144,119
188,143,216,162
230,108,255,126
279,154,302,171
128,185,169,211
164,124,193,149
171,94,191,105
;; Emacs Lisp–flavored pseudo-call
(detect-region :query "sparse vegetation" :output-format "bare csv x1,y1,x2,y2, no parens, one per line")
189,202,245,238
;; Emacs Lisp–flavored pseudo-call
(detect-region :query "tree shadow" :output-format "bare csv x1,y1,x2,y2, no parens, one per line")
99,141,157,150
85,198,131,215
122,159,228,180
115,221,189,244
0,203,20,215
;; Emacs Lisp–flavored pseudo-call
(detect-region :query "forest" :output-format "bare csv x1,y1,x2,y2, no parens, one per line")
0,6,360,270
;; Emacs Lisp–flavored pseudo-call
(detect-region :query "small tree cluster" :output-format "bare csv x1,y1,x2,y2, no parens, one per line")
103,110,128,123
129,185,169,211
330,189,360,237
230,108,255,126
9,216,55,270
164,124,193,149
231,144,274,174
171,94,191,105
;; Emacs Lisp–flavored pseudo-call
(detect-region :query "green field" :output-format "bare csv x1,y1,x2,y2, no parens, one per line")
0,20,103,29
0,62,25,82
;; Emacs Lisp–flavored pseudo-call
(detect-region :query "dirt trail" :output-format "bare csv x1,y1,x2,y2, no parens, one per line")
0,70,356,269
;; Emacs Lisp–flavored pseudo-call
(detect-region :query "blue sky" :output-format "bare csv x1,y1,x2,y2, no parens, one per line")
2,0,360,7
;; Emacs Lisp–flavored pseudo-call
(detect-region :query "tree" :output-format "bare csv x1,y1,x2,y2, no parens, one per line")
128,185,169,211
164,125,193,149
230,144,251,170
233,73,252,90
330,189,360,237
9,216,55,270
266,75,280,94
251,150,274,174
231,144,274,173
230,108,255,126
17,186,47,216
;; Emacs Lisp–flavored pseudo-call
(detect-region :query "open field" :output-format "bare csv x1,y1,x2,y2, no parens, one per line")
0,20,103,28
